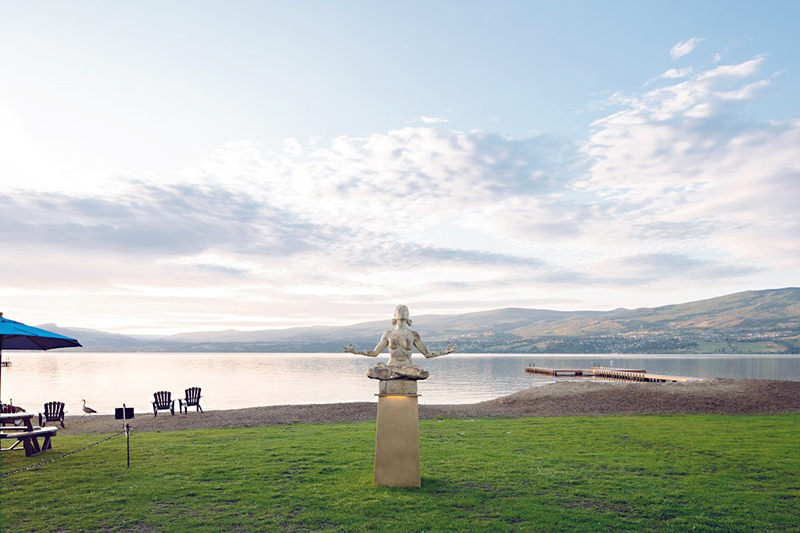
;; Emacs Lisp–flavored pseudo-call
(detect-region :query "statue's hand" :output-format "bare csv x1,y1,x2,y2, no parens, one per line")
343,343,356,353
445,343,458,354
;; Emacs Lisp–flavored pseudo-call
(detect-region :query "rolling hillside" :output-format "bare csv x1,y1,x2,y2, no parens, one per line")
41,288,800,354
511,288,800,337
504,288,800,354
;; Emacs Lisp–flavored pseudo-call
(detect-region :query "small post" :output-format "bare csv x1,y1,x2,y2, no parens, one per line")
115,404,134,468
123,403,130,468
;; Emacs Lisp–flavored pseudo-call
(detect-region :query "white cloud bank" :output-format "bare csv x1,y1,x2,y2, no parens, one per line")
1,52,798,333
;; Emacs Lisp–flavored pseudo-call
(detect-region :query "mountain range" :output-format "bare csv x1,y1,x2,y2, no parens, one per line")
39,287,800,354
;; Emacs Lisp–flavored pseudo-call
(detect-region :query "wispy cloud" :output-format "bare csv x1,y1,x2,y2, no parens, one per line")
660,67,693,79
419,116,450,124
580,53,798,281
670,37,703,60
606,253,760,283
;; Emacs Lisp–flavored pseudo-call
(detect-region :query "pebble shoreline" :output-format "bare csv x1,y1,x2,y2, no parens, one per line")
61,378,800,435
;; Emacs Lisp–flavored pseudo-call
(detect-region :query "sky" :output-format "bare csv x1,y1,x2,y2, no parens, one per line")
1,1,799,335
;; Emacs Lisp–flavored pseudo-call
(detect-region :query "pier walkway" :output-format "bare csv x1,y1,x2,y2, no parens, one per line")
524,367,593,377
591,367,694,382
525,366,695,383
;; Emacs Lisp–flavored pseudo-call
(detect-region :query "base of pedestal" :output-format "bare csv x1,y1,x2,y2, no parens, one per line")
374,388,420,487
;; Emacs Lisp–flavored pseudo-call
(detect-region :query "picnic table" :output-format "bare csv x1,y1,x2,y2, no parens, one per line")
0,412,58,457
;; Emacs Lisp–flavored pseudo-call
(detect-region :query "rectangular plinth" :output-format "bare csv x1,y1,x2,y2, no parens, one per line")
374,393,420,487
379,379,418,395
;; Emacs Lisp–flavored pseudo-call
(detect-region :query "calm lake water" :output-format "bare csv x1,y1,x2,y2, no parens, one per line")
2,352,798,415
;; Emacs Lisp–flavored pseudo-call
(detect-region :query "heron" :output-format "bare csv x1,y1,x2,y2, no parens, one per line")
82,399,97,415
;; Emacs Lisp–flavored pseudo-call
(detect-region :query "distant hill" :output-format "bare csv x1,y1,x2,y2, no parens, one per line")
163,308,598,344
512,288,800,337
34,324,146,350
41,288,800,354
504,288,800,354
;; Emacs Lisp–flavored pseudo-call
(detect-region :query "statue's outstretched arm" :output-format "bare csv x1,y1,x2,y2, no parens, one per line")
344,333,389,357
413,332,458,358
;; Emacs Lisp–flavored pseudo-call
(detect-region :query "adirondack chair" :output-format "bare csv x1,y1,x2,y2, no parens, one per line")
179,387,203,414
39,401,66,427
152,391,175,417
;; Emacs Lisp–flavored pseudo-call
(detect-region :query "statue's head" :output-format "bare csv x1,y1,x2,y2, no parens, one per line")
391,304,412,326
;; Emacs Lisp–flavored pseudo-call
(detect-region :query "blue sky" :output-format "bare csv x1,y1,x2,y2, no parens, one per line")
1,1,799,334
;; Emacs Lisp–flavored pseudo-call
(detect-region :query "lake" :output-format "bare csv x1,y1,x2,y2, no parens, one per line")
2,352,799,415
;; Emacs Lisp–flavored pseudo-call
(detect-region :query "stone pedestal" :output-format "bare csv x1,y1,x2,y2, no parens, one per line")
374,379,421,487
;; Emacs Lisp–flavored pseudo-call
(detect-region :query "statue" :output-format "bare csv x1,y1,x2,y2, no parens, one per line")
344,305,457,380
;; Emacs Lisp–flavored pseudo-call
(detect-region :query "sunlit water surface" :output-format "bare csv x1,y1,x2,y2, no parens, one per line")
2,352,798,415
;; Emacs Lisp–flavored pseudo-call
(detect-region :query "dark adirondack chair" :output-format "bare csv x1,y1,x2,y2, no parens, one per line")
39,401,66,427
179,387,203,414
152,391,175,417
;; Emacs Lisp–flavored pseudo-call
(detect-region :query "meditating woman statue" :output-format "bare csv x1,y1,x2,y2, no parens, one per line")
343,305,457,380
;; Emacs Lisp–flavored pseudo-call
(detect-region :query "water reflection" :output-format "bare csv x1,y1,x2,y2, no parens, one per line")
2,352,798,415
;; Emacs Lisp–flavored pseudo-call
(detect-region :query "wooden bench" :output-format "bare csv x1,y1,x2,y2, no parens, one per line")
1,425,43,432
0,427,58,457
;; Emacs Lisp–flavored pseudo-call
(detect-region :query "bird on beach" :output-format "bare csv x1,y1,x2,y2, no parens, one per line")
82,399,97,416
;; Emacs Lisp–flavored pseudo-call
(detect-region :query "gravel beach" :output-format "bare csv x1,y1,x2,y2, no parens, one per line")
60,378,800,435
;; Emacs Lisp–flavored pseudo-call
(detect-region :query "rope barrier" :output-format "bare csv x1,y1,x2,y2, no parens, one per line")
1,430,124,477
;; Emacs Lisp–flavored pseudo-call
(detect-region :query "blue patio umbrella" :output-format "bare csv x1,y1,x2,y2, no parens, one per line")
0,312,82,406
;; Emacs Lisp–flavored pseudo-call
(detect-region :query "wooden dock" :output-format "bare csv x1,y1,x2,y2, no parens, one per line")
525,367,590,377
525,366,693,383
591,367,693,382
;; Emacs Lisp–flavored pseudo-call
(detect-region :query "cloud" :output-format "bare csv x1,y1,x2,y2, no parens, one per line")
582,56,771,190
2,46,798,332
419,116,450,124
579,54,799,280
192,128,583,247
670,37,702,60
2,128,580,257
0,182,327,258
660,67,693,79
0,125,589,329
697,55,764,81
414,247,547,269
283,138,303,157
608,253,760,282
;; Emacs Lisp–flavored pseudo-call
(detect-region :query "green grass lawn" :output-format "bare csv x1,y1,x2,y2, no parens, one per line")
2,414,798,532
